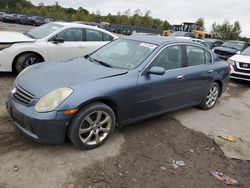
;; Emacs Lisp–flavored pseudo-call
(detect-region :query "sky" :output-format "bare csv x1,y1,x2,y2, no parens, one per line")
30,0,250,37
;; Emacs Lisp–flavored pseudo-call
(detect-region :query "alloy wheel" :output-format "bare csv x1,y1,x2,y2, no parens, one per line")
205,85,219,108
79,110,112,145
24,57,38,68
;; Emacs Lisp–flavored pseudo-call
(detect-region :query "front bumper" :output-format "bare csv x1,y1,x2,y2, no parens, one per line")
6,94,73,144
0,49,14,72
230,64,250,81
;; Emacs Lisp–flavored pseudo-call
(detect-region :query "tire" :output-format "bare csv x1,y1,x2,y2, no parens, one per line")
68,102,116,149
15,53,42,74
199,82,220,110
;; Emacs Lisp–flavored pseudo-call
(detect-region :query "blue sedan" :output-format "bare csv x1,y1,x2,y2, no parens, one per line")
6,36,230,149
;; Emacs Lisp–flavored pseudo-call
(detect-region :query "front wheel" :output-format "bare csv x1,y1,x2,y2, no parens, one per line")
15,53,42,74
199,82,220,110
68,102,116,149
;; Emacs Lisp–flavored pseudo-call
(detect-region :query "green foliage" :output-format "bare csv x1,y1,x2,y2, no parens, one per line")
195,17,205,31
0,0,172,30
211,20,242,40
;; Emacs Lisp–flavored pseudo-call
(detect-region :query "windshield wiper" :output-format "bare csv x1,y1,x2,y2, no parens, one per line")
89,57,113,68
23,32,35,39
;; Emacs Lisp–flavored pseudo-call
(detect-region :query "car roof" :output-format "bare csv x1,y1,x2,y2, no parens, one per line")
52,22,117,37
122,35,197,46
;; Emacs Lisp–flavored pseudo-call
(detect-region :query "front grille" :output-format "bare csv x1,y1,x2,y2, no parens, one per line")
233,63,250,74
13,83,35,105
231,73,250,80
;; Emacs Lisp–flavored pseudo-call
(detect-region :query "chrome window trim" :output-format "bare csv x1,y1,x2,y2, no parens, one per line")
140,42,214,76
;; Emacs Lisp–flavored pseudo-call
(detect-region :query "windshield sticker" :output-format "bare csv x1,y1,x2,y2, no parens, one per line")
140,43,157,50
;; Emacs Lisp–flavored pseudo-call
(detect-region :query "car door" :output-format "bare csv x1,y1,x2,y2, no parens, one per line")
82,29,113,55
182,45,215,105
134,45,188,118
47,28,85,61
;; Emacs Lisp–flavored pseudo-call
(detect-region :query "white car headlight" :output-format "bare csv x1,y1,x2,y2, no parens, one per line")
227,59,235,65
35,87,73,113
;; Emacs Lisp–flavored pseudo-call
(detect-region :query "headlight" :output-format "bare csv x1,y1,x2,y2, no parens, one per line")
35,87,73,113
0,44,12,50
227,59,235,65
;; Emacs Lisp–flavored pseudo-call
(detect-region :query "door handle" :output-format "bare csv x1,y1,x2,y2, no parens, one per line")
208,70,214,73
176,75,184,80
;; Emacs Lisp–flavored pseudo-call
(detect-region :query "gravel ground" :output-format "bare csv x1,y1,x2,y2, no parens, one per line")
0,22,249,188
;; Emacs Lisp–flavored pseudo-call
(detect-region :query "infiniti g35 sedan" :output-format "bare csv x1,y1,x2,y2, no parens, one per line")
0,22,117,73
6,36,230,149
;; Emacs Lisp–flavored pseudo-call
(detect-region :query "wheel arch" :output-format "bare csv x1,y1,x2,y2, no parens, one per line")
77,98,122,126
12,51,45,72
213,80,223,96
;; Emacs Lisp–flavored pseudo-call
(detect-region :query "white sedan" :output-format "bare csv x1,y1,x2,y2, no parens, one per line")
228,46,250,81
0,22,118,73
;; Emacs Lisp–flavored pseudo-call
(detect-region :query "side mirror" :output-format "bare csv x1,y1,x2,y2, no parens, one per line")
53,36,64,44
147,66,165,75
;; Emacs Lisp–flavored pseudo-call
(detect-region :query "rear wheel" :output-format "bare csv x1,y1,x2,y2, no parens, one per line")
68,102,116,149
15,53,43,74
199,82,220,110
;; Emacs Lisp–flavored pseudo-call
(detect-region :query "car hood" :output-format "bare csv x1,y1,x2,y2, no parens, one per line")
214,46,238,53
17,58,128,98
0,31,35,43
230,54,250,63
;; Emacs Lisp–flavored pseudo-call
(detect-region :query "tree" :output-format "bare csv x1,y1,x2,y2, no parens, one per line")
195,17,205,31
161,20,171,30
211,20,242,40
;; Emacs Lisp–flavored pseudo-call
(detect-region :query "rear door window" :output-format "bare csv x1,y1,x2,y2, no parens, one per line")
86,29,103,41
186,45,207,66
56,28,83,42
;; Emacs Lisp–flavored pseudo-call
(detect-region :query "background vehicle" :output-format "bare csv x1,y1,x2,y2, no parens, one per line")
213,40,250,60
228,46,250,81
204,38,224,49
19,15,31,25
0,12,5,21
182,22,205,39
6,37,230,149
163,22,205,39
0,22,118,73
30,16,45,26
2,13,15,23
171,31,196,38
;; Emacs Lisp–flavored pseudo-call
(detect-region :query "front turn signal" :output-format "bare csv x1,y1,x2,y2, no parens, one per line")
63,108,79,115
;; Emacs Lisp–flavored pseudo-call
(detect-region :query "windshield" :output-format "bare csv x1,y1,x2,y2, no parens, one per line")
241,46,250,55
222,41,245,51
89,39,157,70
25,23,63,39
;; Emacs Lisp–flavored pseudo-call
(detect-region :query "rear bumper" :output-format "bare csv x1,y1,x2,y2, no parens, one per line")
6,94,73,144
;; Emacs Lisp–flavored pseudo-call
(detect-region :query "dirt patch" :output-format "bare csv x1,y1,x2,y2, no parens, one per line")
69,116,250,188
223,80,249,99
